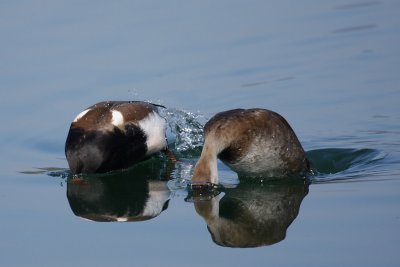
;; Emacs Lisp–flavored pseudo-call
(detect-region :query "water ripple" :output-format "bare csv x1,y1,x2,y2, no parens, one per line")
307,148,387,183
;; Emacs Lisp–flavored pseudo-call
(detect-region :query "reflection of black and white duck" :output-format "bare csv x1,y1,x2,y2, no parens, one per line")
67,172,171,222
193,181,309,248
192,108,310,185
65,101,173,174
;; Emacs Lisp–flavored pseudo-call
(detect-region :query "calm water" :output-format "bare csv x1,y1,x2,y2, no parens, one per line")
1,1,400,266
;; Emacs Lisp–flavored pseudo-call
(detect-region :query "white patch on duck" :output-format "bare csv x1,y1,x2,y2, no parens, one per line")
138,111,168,155
111,110,124,127
73,108,91,122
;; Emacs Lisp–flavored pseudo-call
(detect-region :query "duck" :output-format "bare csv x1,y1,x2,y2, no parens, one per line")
65,101,173,174
192,108,309,185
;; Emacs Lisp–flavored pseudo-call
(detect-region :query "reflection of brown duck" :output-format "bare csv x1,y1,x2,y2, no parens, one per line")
192,109,309,185
65,101,174,174
193,181,309,248
66,160,171,222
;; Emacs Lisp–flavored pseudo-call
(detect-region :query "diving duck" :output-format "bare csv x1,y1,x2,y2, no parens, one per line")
65,101,172,174
192,108,309,185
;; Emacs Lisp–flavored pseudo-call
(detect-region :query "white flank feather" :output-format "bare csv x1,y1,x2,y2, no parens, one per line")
138,112,167,155
111,110,124,127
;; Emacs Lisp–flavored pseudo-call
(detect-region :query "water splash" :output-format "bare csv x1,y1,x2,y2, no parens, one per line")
167,159,197,195
160,108,205,156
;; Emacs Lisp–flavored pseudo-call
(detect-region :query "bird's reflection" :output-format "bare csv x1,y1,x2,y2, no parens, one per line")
191,179,309,248
66,158,173,222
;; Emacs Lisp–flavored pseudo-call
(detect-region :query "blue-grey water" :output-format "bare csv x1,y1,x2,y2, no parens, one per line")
1,1,399,266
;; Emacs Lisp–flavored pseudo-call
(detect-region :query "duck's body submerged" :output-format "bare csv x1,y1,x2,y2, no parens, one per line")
65,101,168,174
192,108,309,184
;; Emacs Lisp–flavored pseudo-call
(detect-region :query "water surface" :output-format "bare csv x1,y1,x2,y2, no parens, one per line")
0,1,399,266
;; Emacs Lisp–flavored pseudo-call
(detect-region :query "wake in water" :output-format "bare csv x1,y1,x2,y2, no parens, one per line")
307,148,387,183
